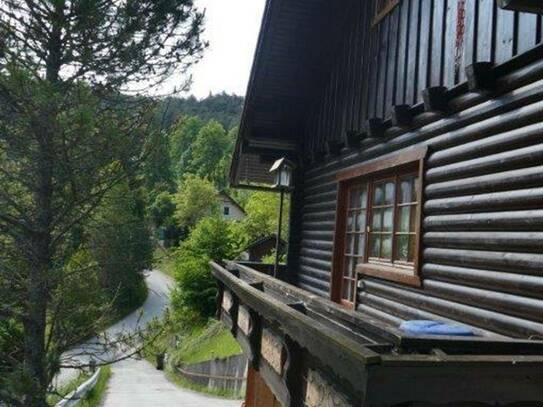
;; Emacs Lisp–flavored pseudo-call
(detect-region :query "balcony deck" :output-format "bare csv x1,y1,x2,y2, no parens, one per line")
212,260,543,405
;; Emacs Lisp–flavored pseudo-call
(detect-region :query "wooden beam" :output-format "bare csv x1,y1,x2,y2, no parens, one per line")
325,140,344,156
466,62,496,91
390,104,414,127
366,118,385,138
422,86,450,113
498,0,543,13
344,130,362,149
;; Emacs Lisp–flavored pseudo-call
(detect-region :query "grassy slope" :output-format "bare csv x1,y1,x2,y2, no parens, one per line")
154,247,177,279
174,321,241,364
79,366,112,407
47,367,112,407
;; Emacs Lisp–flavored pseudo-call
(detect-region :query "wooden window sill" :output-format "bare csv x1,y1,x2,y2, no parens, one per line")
357,263,422,287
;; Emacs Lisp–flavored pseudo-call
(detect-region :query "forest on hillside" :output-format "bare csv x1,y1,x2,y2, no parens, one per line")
157,93,244,131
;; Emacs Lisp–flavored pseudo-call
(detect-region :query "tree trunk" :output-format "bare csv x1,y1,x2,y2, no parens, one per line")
23,129,54,406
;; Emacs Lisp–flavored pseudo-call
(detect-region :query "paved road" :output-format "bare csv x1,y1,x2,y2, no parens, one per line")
59,270,242,406
57,270,173,385
100,271,241,406
101,358,241,407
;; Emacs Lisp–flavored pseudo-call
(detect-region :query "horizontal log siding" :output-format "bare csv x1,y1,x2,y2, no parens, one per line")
307,0,543,150
293,66,543,337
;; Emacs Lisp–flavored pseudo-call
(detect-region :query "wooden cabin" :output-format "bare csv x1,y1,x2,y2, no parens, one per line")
212,0,543,405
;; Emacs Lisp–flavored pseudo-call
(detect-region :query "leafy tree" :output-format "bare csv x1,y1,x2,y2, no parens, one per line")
0,0,205,404
88,182,152,314
150,191,176,229
144,131,174,194
173,175,219,229
242,192,290,242
188,120,232,182
158,93,244,130
169,116,204,178
171,255,217,322
181,217,235,262
172,217,234,321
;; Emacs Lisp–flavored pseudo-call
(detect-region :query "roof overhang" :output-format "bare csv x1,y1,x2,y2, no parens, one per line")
230,0,355,188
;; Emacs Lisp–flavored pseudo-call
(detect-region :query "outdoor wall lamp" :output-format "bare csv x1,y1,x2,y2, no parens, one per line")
269,158,295,277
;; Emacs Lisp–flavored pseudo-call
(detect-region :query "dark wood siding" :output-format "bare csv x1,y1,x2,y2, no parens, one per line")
306,0,543,151
293,34,543,337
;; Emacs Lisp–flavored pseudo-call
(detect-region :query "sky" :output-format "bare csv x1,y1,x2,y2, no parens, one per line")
175,0,266,99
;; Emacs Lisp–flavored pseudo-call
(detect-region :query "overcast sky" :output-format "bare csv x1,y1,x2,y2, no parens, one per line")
176,0,266,98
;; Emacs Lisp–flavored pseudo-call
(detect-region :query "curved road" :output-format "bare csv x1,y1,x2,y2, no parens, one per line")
61,270,241,406
101,271,241,407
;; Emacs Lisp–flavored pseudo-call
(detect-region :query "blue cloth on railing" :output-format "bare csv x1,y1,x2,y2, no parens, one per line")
400,320,475,336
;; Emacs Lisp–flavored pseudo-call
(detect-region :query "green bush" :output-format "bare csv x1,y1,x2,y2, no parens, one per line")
171,216,234,321
172,255,216,321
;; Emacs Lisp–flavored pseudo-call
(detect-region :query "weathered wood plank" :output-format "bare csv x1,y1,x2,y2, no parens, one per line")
406,0,421,105
477,0,495,62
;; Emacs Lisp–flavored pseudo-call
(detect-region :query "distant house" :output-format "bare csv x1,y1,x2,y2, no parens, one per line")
218,191,246,221
241,234,286,263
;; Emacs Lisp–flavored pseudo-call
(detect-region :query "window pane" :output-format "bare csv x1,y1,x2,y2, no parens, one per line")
383,208,394,232
370,235,380,258
400,176,418,203
347,211,355,231
357,235,366,256
409,205,418,232
395,235,409,262
349,189,359,208
342,278,353,301
356,210,366,232
346,234,354,254
373,183,384,205
398,206,411,232
408,235,416,263
372,209,382,231
381,235,392,260
359,186,368,209
343,257,353,277
384,181,395,205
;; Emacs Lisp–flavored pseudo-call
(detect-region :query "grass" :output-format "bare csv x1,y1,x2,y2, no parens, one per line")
165,368,242,399
174,321,241,364
143,319,243,399
78,366,112,407
48,373,91,405
47,366,111,406
153,247,177,279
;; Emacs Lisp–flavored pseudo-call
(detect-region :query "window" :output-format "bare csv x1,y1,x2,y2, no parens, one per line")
224,206,230,216
332,147,427,306
373,0,400,26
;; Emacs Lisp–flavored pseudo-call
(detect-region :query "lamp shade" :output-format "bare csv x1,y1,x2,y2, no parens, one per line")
269,158,295,189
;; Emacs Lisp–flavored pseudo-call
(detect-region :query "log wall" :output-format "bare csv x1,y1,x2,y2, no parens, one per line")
292,36,543,337
306,0,543,156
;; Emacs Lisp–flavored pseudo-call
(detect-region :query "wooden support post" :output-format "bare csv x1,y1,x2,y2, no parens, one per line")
498,0,543,13
422,86,450,114
466,62,496,91
391,104,414,127
366,118,385,138
344,130,361,149
325,140,344,156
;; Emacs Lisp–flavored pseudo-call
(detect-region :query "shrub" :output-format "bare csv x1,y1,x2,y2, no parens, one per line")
172,216,234,321
172,255,216,321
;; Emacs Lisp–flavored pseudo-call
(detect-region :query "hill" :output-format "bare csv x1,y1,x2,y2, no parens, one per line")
158,93,244,131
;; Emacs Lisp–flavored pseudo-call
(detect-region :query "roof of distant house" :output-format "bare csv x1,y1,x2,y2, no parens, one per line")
244,234,286,252
218,191,246,215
